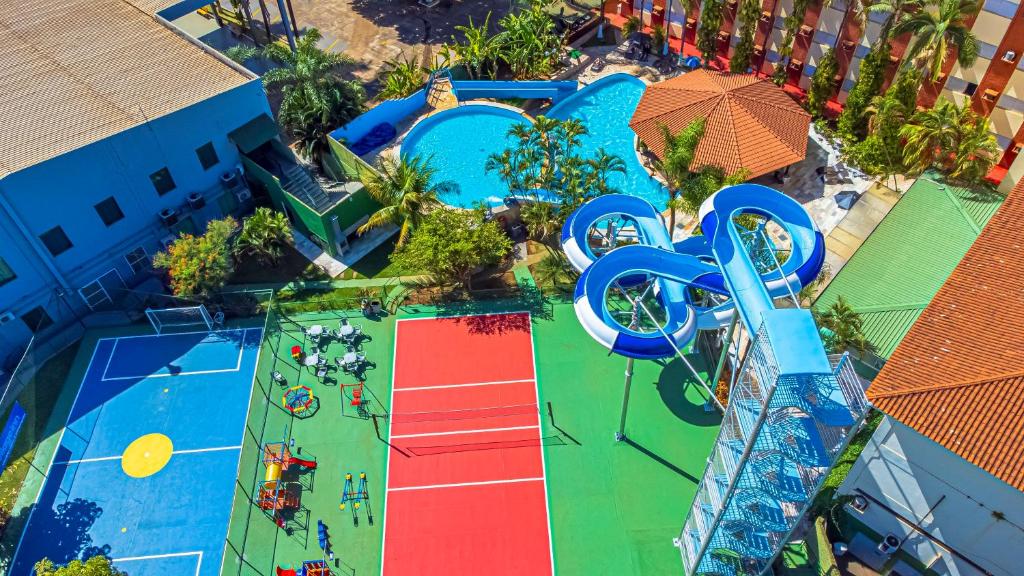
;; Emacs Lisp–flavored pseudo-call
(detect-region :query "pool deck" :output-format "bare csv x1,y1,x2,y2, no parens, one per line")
225,299,720,575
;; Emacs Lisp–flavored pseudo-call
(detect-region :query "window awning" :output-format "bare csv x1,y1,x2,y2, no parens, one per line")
229,114,279,154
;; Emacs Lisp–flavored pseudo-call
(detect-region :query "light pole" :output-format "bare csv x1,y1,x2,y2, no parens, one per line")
616,298,641,441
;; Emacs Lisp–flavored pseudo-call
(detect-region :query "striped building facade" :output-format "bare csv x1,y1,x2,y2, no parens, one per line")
606,0,1024,185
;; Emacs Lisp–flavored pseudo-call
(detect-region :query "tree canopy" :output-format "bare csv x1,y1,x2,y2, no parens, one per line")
35,556,126,576
154,217,238,297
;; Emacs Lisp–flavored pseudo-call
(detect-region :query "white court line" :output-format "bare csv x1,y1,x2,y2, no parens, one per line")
395,312,531,323
114,550,202,576
390,425,538,439
53,445,242,466
393,378,535,392
527,311,557,576
100,328,252,381
389,477,545,492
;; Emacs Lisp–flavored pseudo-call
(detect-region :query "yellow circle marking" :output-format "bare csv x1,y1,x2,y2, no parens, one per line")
121,433,173,478
121,527,127,533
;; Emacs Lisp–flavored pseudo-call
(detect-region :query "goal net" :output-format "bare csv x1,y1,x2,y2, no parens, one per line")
145,304,214,334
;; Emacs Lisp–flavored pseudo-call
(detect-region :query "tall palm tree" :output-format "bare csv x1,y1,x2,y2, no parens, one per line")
831,0,871,53
951,110,1000,182
654,118,706,235
227,29,363,165
893,0,980,81
868,0,916,46
586,149,627,197
358,155,453,246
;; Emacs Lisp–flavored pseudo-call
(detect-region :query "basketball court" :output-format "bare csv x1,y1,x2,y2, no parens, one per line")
11,327,263,576
381,312,554,575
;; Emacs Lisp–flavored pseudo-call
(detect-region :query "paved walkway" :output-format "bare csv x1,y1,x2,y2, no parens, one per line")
817,181,905,292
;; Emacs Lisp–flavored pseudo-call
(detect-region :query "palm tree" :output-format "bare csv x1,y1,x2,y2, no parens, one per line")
893,0,980,81
519,200,561,244
815,295,871,354
868,0,915,45
226,29,364,166
533,250,577,291
899,98,960,173
654,118,706,235
358,155,453,246
951,110,1000,182
235,207,291,264
585,149,627,197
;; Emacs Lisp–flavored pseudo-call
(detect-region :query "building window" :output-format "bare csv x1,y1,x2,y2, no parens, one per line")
125,247,150,275
0,257,15,287
21,306,53,333
196,142,219,170
39,226,72,256
150,167,176,196
79,278,112,310
94,196,125,227
964,82,978,96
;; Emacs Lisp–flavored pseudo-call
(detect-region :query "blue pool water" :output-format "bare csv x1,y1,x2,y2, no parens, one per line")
400,74,668,209
401,105,528,208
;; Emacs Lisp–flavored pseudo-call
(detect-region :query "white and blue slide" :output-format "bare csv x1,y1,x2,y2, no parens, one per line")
560,184,825,359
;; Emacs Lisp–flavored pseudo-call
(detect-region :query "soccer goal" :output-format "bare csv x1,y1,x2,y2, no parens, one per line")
145,304,215,334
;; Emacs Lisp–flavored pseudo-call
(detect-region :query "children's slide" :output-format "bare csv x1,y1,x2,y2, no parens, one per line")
560,184,825,358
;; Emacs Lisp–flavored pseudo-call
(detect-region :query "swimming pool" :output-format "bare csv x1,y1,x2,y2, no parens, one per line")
400,104,528,208
399,74,668,209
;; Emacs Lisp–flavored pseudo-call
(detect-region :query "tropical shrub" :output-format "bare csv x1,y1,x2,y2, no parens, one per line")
154,217,238,296
652,24,666,56
392,208,513,289
814,295,871,355
772,0,811,85
359,155,453,246
449,13,501,79
837,42,890,141
235,207,291,264
845,68,920,175
378,54,427,99
498,0,563,79
807,48,838,119
35,556,126,576
622,15,642,37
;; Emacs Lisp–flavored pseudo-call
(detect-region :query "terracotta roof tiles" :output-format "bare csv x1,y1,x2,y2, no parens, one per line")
869,178,1024,490
629,69,810,179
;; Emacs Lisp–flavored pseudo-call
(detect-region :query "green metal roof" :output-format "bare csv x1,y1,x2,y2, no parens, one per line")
815,178,1003,359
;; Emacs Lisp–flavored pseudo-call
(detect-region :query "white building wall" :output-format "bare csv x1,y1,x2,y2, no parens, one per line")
839,416,1024,576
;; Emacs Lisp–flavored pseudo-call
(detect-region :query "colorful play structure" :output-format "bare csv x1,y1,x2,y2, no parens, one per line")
255,436,317,527
283,385,315,414
562,184,870,576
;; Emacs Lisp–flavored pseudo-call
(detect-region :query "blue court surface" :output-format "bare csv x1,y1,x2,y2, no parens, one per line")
11,328,263,576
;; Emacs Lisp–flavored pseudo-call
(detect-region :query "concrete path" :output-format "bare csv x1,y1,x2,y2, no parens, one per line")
817,181,904,291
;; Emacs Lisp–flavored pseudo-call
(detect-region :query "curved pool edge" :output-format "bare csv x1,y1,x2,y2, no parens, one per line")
546,72,648,119
398,102,532,153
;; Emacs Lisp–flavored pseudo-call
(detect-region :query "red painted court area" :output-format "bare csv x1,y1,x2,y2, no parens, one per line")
382,313,553,575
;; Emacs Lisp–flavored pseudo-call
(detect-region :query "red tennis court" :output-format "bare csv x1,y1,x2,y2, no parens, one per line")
382,313,553,575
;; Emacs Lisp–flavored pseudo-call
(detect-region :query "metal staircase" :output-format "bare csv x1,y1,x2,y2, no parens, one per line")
282,164,331,211
677,327,869,576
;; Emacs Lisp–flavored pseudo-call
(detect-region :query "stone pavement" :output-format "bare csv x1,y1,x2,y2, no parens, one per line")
817,181,903,291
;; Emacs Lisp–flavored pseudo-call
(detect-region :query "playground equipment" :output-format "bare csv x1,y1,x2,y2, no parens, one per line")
339,472,372,526
275,561,333,576
283,386,315,414
561,184,869,576
256,435,316,527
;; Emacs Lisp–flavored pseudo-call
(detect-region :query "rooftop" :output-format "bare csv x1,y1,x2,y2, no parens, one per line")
868,179,1024,491
629,69,811,179
815,178,1003,360
0,0,253,177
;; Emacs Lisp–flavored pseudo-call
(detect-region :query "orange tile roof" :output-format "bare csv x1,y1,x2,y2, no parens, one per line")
629,70,811,179
869,179,1024,491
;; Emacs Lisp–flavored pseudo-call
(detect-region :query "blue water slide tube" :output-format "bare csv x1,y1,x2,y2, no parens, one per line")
698,184,825,333
562,195,722,359
560,183,825,359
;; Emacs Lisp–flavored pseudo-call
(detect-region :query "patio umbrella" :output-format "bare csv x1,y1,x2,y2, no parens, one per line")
629,69,811,180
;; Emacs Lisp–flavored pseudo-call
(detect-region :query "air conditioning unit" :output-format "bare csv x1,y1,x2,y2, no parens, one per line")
850,495,869,512
220,170,241,190
159,208,178,227
0,311,14,325
187,192,205,210
234,187,252,202
1003,50,1017,63
877,534,901,555
1013,144,1022,154
160,234,176,250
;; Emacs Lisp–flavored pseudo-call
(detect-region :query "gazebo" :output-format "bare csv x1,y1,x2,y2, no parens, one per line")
629,70,811,179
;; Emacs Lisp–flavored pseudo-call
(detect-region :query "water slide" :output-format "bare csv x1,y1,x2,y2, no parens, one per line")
560,184,825,358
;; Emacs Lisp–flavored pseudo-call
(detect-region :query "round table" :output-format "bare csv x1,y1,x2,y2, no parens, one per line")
342,352,358,365
308,325,324,337
339,325,354,338
302,353,320,367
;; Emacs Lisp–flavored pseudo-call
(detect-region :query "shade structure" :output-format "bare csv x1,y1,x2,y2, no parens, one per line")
629,70,811,179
